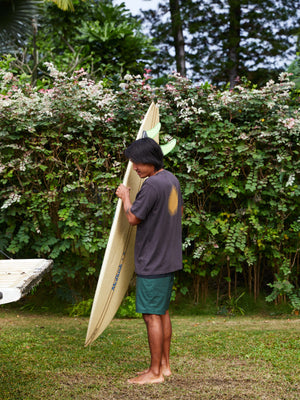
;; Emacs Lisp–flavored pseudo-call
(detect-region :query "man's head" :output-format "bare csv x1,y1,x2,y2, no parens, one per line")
124,137,164,173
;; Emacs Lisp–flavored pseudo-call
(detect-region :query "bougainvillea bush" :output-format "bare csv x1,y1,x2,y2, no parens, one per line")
0,64,299,309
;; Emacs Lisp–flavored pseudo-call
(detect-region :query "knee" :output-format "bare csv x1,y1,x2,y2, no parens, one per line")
143,314,159,325
143,314,152,324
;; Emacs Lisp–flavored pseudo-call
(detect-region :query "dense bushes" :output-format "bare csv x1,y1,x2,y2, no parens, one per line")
0,64,299,309
159,75,300,310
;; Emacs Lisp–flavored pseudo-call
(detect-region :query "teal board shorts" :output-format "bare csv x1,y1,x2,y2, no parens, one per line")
136,273,174,315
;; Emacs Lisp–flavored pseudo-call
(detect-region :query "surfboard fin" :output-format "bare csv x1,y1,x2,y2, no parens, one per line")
144,122,161,139
143,122,176,155
160,138,176,155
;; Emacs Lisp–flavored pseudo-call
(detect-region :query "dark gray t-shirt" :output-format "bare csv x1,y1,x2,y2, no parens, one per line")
131,170,183,276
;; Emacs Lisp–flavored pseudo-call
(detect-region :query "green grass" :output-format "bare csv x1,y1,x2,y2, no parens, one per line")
0,309,299,399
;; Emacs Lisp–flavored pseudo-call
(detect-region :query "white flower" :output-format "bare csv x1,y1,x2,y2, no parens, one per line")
119,83,128,90
266,101,275,109
276,154,283,163
124,74,133,81
210,111,222,121
78,111,100,123
266,79,275,87
112,161,121,168
3,72,13,81
194,245,205,258
286,174,295,187
1,193,21,209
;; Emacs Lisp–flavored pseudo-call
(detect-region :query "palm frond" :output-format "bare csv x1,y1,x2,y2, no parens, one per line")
0,0,43,53
51,0,74,12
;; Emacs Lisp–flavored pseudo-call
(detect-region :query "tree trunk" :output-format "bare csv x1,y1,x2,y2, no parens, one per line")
216,265,223,306
193,273,200,304
227,0,241,88
169,0,186,76
253,253,261,301
227,256,231,298
31,18,38,87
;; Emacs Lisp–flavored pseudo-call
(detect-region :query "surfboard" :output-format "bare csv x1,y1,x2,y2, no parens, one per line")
85,103,162,346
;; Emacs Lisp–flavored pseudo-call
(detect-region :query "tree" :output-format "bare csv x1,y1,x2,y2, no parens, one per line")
0,0,76,55
169,0,186,76
21,0,155,83
227,0,241,87
1,1,153,84
143,0,300,86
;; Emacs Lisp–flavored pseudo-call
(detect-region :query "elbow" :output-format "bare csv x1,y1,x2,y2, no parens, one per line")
128,215,141,226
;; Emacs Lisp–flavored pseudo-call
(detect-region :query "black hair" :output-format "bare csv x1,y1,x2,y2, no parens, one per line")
124,137,164,171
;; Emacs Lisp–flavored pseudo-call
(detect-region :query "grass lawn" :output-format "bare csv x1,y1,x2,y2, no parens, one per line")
0,308,299,399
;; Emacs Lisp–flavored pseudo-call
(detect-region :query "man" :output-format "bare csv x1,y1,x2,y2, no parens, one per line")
116,137,183,385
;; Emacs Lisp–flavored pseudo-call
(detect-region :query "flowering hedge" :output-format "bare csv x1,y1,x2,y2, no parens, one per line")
0,65,299,309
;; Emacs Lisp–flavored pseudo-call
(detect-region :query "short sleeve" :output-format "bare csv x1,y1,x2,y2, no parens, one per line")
131,180,158,221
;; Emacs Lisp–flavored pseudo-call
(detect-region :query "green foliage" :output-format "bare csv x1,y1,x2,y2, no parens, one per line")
0,63,124,292
0,63,299,310
67,292,141,318
218,292,246,316
68,298,93,317
116,292,142,319
266,278,300,311
288,56,300,90
19,0,155,82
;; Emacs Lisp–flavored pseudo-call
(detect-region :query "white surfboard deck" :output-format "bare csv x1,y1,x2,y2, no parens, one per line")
85,103,161,346
0,259,53,305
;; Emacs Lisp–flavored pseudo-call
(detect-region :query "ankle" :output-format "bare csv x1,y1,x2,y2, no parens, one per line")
149,367,162,377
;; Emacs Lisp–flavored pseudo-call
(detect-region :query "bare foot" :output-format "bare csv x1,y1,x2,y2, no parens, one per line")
137,368,150,376
161,365,172,377
128,371,164,385
137,366,172,377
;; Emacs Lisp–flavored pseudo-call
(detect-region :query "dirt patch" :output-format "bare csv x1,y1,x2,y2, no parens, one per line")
54,357,299,400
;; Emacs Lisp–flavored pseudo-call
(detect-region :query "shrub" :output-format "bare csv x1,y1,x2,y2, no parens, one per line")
0,64,299,309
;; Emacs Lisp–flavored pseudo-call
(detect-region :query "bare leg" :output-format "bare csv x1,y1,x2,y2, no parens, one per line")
128,314,164,384
133,311,172,380
160,310,172,377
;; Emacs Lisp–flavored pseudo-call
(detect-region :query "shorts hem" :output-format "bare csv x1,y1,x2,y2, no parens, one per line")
135,307,168,315
136,274,174,315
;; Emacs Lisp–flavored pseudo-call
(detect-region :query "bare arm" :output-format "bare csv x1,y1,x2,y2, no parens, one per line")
116,184,141,226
